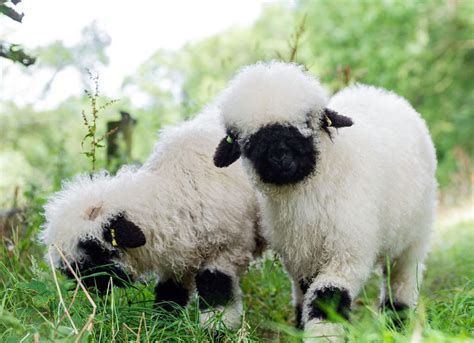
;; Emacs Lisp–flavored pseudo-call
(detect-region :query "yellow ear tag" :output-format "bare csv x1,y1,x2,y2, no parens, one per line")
226,135,233,144
325,115,332,127
110,228,118,247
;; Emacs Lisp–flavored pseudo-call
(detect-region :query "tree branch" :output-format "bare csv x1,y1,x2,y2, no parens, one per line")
0,4,24,22
0,43,36,66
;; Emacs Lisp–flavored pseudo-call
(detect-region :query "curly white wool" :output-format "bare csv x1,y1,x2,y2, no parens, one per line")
217,61,437,338
41,106,260,329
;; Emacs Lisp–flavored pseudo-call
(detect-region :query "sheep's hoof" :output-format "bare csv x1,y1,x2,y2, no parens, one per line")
211,329,227,343
200,310,230,342
382,300,410,330
303,319,345,343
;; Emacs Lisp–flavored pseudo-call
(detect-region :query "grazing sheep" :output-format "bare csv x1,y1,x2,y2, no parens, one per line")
41,107,263,330
213,61,437,340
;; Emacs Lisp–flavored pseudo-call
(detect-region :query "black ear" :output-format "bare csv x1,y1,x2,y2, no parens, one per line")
213,134,241,168
322,108,353,129
103,214,146,248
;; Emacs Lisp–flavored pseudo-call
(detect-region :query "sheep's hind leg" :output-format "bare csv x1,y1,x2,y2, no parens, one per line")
154,277,192,313
196,268,242,330
381,242,427,326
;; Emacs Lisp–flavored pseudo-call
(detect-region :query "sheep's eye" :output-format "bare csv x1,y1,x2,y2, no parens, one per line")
304,112,314,130
226,129,238,143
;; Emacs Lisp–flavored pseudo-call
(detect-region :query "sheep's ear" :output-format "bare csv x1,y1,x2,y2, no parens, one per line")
214,134,241,168
322,108,353,129
103,214,146,248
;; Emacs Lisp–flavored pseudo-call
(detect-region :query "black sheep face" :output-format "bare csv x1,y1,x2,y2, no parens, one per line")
243,124,317,185
61,238,130,293
61,213,146,293
214,109,354,186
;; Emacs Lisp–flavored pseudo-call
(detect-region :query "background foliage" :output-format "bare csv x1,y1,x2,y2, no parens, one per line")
0,1,473,341
1,0,473,207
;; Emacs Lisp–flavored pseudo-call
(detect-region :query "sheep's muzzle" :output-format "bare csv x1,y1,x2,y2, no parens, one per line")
243,124,317,185
61,238,133,293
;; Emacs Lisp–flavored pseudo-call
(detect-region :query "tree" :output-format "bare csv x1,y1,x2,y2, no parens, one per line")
0,0,35,66
36,21,111,94
123,0,473,188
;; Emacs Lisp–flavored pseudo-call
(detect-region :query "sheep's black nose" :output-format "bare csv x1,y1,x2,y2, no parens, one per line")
244,123,316,185
268,144,294,170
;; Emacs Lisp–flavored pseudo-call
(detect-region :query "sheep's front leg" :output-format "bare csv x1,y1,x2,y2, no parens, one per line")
293,277,311,329
154,277,192,312
303,285,350,342
196,268,242,330
302,256,374,342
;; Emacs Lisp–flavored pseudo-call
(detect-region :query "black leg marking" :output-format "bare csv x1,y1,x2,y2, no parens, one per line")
295,279,311,328
299,279,311,295
212,329,227,343
154,279,190,312
382,300,409,312
309,287,351,322
382,299,409,329
196,269,233,310
295,303,303,329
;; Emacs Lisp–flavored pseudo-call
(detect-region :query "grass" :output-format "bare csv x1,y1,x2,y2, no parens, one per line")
0,203,473,342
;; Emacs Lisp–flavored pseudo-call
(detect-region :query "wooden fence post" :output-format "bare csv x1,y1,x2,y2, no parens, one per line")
106,111,137,168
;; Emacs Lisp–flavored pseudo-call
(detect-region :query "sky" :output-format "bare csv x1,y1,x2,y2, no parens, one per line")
0,0,268,109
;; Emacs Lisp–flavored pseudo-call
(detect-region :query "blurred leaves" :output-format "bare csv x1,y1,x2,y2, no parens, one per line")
0,0,472,204
36,21,111,93
295,0,473,188
126,0,473,188
17,280,56,307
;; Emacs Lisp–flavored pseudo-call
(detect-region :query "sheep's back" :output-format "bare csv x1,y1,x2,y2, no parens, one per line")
319,84,437,255
134,108,258,276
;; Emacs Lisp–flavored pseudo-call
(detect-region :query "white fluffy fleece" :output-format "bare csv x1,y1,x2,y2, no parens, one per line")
218,62,329,137
41,106,260,329
216,62,437,337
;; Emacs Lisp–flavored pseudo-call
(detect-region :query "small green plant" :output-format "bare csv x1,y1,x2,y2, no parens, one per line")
81,71,119,173
276,14,307,65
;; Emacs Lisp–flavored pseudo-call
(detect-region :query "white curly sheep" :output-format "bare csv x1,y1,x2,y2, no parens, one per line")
213,61,437,340
41,107,263,330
